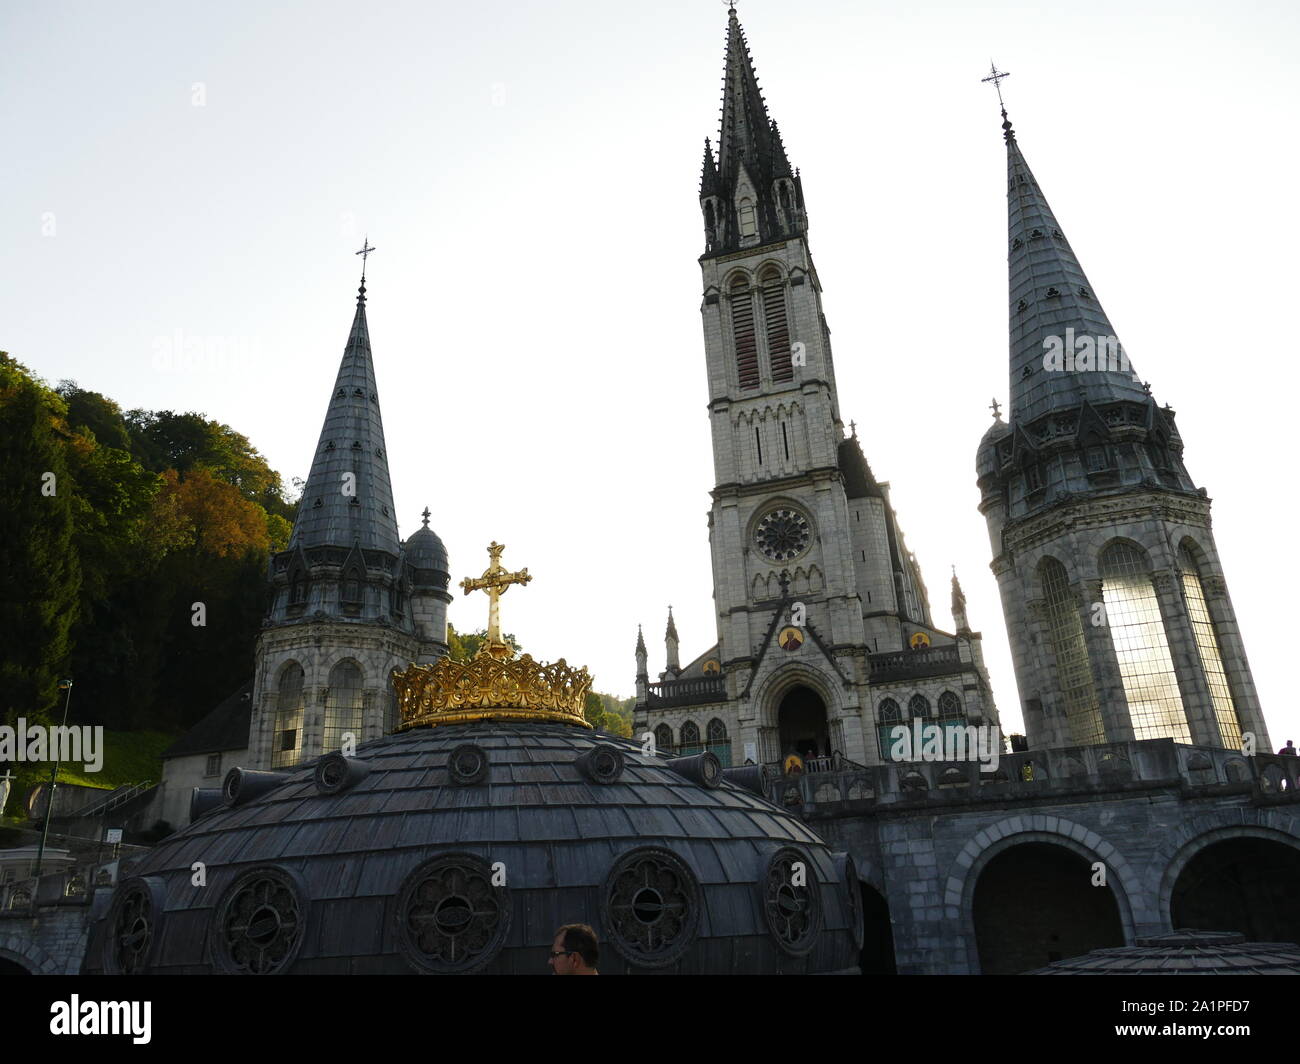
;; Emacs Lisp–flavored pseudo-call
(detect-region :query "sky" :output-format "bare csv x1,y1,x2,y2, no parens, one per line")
3,0,1298,747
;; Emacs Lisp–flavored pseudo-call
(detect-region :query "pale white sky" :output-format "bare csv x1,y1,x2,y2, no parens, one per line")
4,0,1297,748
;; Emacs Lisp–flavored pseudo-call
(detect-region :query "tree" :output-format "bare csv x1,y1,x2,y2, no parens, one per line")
0,355,81,719
446,622,521,662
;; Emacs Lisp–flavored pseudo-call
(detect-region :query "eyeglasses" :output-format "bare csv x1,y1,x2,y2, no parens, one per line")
548,950,573,958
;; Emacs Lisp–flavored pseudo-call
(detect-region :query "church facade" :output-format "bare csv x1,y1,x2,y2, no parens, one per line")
634,11,999,773
634,7,1300,975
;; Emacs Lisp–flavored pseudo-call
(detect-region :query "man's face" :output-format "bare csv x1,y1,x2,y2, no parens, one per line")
549,933,578,975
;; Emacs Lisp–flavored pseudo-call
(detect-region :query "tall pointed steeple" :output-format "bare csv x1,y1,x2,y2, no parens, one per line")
699,6,805,255
1004,115,1150,422
290,277,401,555
977,106,1268,755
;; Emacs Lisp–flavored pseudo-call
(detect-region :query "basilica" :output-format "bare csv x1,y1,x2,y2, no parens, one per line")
3,7,1298,978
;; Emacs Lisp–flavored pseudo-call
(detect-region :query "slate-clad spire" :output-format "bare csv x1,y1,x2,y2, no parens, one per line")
1005,118,1151,422
290,278,401,556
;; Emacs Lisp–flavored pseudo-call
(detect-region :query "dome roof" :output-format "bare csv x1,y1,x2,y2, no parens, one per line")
838,436,881,499
404,524,448,575
83,722,863,975
1027,930,1300,975
976,417,1012,480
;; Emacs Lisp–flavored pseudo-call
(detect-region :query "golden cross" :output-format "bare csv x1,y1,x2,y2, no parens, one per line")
459,541,531,649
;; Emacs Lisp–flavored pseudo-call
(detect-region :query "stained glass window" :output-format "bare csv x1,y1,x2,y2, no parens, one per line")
1100,542,1190,743
1179,543,1242,750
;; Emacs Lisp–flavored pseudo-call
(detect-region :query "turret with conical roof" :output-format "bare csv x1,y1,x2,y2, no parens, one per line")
251,271,451,770
975,106,1266,755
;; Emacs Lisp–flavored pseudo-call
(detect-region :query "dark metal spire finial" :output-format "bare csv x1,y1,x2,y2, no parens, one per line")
981,62,1014,140
421,506,431,528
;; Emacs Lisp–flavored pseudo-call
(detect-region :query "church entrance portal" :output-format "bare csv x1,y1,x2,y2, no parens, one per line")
777,685,829,762
972,842,1125,973
1171,837,1300,945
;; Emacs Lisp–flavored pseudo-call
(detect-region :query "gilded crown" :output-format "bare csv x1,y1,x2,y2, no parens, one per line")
393,644,593,730
391,541,593,730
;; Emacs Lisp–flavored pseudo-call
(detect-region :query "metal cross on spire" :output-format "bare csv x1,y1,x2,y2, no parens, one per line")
356,236,376,280
981,62,1011,112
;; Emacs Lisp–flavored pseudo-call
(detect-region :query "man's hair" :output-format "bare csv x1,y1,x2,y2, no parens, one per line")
557,924,599,967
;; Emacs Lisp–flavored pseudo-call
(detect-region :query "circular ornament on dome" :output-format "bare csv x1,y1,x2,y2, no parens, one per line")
314,752,348,793
602,847,701,968
448,743,489,785
396,854,509,974
577,743,625,784
212,867,306,975
103,877,164,974
755,508,811,562
762,847,822,955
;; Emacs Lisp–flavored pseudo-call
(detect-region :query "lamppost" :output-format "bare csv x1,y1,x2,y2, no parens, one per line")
33,679,73,879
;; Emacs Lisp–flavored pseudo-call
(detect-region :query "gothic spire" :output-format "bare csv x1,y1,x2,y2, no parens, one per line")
716,6,774,191
1005,118,1151,422
700,7,803,254
951,567,970,633
700,138,719,197
289,277,401,556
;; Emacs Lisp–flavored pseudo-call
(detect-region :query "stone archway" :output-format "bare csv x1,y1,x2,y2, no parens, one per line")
1170,835,1300,944
971,841,1125,973
777,685,829,761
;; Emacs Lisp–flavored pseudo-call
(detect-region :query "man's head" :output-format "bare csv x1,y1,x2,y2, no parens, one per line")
549,924,599,975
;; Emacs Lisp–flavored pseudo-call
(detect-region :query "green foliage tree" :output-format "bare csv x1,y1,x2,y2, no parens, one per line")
0,355,81,720
446,622,520,662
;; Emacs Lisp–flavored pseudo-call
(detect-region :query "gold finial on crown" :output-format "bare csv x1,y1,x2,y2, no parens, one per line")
392,542,593,729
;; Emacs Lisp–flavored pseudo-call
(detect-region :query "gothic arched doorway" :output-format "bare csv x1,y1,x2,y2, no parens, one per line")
972,842,1125,973
1171,837,1300,945
777,685,829,762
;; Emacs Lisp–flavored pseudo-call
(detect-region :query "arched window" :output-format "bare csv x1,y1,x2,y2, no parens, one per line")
1040,557,1105,745
705,718,730,767
938,691,962,717
730,276,759,389
908,694,931,718
680,720,701,755
653,723,673,756
876,698,902,760
289,570,308,606
738,197,756,238
272,663,305,769
762,267,793,383
342,568,363,604
1100,541,1189,742
1179,542,1242,749
324,661,364,754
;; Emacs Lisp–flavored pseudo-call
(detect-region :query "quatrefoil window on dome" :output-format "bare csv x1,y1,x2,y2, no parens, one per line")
762,847,821,956
212,867,306,975
602,847,701,968
754,508,811,563
1046,287,1060,298
353,388,364,397
396,854,510,974
103,878,164,974
325,440,335,451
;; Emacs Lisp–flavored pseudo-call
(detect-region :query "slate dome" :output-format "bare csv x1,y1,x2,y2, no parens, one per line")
83,722,864,974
